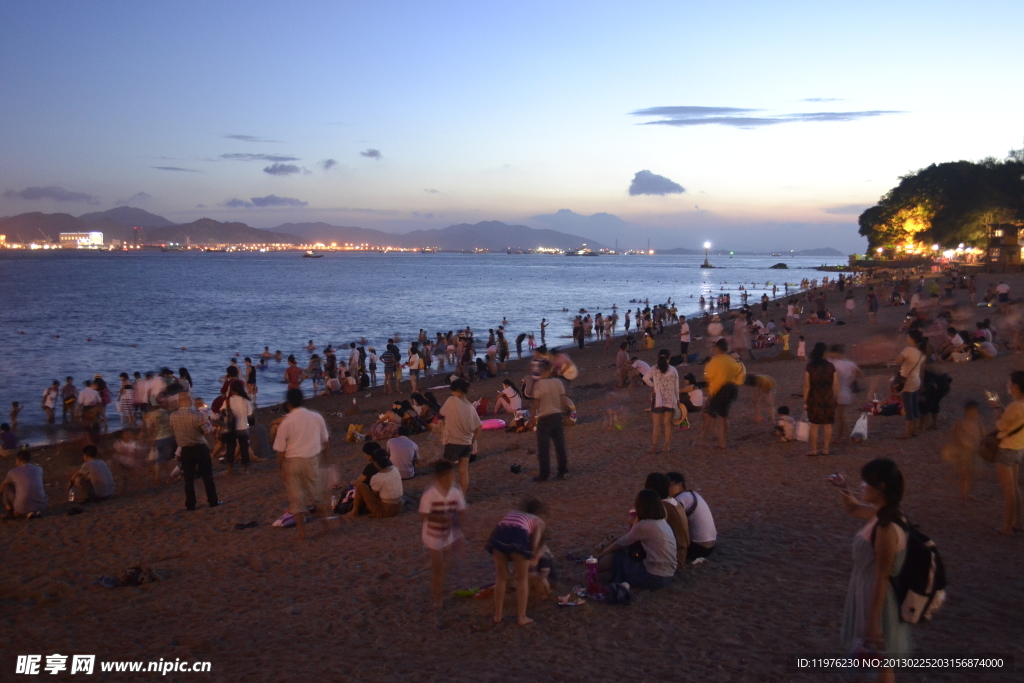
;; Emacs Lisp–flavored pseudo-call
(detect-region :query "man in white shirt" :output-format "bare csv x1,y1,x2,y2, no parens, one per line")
997,280,1010,313
628,357,651,386
273,389,329,540
386,426,419,479
348,343,361,375
678,317,691,364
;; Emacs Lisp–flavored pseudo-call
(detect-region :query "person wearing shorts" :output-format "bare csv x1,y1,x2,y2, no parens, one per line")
438,379,482,494
702,339,741,448
272,389,329,540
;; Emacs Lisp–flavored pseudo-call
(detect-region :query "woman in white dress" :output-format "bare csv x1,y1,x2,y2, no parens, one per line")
644,350,680,453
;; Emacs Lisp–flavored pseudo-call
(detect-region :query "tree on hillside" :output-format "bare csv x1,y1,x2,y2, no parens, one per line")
858,143,1024,252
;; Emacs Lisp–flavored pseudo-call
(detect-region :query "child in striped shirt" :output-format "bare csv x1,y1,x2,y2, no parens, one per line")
419,460,467,608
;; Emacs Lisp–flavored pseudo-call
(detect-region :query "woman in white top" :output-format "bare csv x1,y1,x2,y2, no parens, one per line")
990,371,1024,536
829,344,864,446
224,382,254,474
492,379,522,415
406,345,424,392
706,315,724,345
894,329,926,439
643,350,680,453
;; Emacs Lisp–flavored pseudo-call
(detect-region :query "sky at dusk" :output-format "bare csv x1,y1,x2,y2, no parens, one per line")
2,1,1022,251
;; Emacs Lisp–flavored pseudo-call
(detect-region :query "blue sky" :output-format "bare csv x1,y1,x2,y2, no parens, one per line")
1,1,1022,251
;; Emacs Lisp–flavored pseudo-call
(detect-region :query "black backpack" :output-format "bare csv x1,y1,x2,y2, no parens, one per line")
875,517,946,624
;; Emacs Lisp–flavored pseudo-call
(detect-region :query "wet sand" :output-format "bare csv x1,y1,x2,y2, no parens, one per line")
2,271,1022,682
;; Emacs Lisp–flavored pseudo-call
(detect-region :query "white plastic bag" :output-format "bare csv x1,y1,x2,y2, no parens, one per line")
850,412,869,442
795,419,810,442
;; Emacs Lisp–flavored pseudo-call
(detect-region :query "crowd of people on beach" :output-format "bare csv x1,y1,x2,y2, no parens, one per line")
6,266,1024,680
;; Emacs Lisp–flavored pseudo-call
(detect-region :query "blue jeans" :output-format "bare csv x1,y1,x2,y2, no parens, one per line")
611,549,673,590
902,391,920,422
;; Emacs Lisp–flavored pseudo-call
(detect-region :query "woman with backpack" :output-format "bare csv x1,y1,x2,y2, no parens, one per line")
830,458,911,680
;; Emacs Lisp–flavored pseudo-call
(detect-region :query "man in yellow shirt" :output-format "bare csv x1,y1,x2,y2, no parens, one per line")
702,339,742,449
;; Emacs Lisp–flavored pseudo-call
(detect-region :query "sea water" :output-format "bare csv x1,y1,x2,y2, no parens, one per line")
0,250,847,440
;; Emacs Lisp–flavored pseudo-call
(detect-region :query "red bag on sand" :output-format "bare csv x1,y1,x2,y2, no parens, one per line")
474,397,488,417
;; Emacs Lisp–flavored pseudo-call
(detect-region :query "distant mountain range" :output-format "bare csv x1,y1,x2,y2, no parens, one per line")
0,208,603,250
0,206,846,255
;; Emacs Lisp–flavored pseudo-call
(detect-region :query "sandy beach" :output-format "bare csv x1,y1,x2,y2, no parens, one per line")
3,271,1022,682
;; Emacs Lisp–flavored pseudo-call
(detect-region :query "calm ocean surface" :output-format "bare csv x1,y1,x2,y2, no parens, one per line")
0,250,848,441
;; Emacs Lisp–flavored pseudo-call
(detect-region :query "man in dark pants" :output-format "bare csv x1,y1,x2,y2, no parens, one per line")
531,360,568,482
168,392,220,510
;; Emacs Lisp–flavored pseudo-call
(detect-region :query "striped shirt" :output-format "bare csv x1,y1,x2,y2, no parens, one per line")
497,511,539,535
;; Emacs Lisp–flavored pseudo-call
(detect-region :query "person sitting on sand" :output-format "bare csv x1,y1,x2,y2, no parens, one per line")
492,379,523,415
420,460,467,608
645,472,689,569
347,451,403,519
70,445,115,502
1,449,47,519
595,489,676,589
321,375,342,396
485,497,547,626
353,442,384,487
667,471,717,560
386,426,419,479
367,402,404,441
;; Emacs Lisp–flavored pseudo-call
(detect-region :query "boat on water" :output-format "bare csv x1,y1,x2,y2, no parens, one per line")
302,250,324,258
204,248,227,253
565,248,600,256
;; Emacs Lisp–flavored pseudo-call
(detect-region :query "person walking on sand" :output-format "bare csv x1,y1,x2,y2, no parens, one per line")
644,350,679,453
702,339,742,449
438,379,482,495
273,389,329,540
531,360,569,481
168,392,220,511
803,342,839,456
485,498,547,626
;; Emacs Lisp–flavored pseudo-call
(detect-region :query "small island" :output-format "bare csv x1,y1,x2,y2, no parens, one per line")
770,262,788,269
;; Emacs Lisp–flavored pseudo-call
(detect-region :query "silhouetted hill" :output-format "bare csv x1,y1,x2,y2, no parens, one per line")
79,206,174,229
271,220,601,251
147,218,298,245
